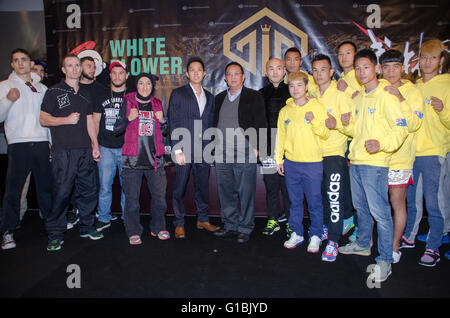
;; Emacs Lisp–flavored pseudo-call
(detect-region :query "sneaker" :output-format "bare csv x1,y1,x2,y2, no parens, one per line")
262,219,280,236
419,249,440,267
95,220,111,231
307,235,322,253
444,251,450,260
393,250,402,264
322,241,338,262
285,222,293,238
67,208,80,230
399,235,415,249
321,225,328,241
47,239,64,251
348,226,358,242
129,235,142,245
1,232,16,250
342,216,355,235
277,213,287,223
110,214,119,221
283,232,304,249
368,261,392,283
80,230,104,240
338,241,371,256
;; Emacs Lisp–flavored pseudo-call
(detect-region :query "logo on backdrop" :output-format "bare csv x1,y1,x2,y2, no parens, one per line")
223,7,308,75
70,41,107,77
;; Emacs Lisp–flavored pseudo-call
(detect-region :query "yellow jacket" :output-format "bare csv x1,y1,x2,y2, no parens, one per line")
415,73,450,156
314,81,352,157
346,81,408,167
378,79,424,170
340,69,363,98
276,97,329,164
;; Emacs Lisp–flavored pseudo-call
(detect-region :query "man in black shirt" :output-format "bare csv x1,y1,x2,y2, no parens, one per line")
259,58,291,237
93,61,128,231
40,54,104,251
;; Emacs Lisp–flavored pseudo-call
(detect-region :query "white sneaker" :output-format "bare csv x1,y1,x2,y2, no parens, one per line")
283,232,304,249
307,235,322,253
393,250,402,264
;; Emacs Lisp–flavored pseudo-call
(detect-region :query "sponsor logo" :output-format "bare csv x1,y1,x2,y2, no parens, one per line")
223,7,308,75
413,110,423,119
396,118,407,126
328,173,341,223
57,93,71,109
368,107,376,114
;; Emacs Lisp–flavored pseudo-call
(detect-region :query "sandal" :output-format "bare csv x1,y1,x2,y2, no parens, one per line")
151,230,171,240
129,235,142,245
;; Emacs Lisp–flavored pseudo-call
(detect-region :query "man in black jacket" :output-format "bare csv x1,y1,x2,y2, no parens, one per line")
212,61,267,243
259,58,291,238
168,57,219,239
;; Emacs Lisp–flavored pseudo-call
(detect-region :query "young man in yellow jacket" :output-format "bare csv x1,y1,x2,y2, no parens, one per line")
338,49,408,283
336,41,363,240
311,54,353,262
402,39,450,267
379,49,424,264
276,71,329,253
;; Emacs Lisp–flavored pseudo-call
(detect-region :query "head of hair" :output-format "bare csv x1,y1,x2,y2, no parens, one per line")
421,39,445,58
354,49,377,66
80,56,95,64
379,49,404,65
62,54,79,67
287,71,309,85
284,47,302,59
337,41,357,52
225,61,244,74
186,56,205,72
312,54,332,67
11,48,31,61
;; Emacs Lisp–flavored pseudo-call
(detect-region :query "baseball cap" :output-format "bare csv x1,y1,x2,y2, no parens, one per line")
109,61,126,71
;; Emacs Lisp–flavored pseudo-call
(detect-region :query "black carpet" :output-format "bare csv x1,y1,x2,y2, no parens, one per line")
0,211,449,301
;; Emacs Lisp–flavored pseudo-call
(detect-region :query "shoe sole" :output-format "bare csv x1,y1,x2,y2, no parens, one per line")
196,226,221,232
47,240,64,251
1,243,16,250
342,223,355,236
262,227,280,236
419,258,440,267
339,250,371,256
80,234,104,240
308,249,320,253
321,256,337,262
96,223,111,231
399,244,415,249
284,241,304,249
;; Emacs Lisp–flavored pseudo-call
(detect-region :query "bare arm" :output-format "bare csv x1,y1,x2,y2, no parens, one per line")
40,110,79,127
87,114,100,161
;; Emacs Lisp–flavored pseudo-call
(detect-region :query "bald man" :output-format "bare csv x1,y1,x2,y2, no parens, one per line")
259,58,291,237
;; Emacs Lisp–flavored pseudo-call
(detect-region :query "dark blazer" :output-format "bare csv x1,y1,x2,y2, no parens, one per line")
214,86,267,154
167,84,214,158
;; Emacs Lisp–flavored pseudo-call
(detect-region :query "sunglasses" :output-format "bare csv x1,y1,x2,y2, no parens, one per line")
25,81,37,93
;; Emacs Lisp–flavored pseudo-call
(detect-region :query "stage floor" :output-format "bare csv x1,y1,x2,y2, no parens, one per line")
0,210,449,300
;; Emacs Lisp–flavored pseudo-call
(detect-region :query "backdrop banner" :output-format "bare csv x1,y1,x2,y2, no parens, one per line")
43,0,449,215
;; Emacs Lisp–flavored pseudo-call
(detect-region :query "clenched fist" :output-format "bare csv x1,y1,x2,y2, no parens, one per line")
66,112,80,125
128,108,139,121
7,88,20,102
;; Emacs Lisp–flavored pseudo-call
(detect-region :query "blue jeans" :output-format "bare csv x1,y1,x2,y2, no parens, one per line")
404,156,444,251
215,162,257,235
97,146,125,222
350,164,393,264
284,160,324,238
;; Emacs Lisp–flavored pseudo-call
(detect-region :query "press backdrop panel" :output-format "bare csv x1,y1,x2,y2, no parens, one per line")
43,0,449,215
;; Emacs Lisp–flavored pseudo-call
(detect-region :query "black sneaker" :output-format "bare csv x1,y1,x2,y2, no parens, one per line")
110,214,119,221
80,230,104,240
67,208,80,230
47,239,64,251
419,249,440,267
262,219,280,235
277,213,287,223
399,235,415,249
95,220,111,231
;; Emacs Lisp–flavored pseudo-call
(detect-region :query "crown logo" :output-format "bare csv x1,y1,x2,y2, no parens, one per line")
261,24,271,33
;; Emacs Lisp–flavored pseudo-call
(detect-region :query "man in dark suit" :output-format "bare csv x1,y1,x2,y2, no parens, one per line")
212,61,267,243
168,57,219,239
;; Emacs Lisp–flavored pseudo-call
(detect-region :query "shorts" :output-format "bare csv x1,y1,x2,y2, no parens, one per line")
388,169,413,189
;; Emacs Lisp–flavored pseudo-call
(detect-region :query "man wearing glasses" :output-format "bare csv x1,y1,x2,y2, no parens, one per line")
0,48,52,250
